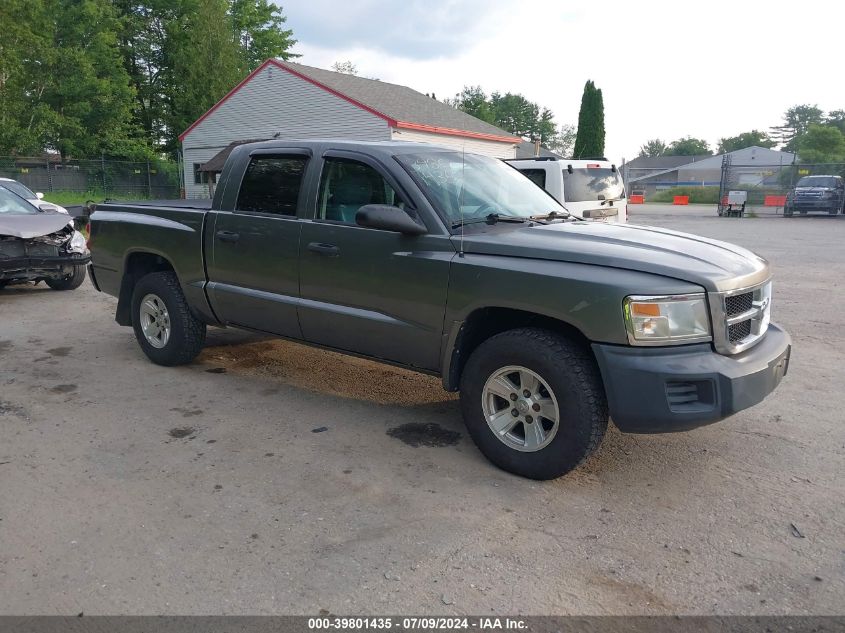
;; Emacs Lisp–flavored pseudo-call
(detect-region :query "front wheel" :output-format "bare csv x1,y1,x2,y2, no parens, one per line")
131,271,206,366
459,328,608,480
45,264,86,290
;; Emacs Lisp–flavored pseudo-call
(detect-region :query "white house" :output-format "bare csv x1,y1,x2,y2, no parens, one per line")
179,59,520,198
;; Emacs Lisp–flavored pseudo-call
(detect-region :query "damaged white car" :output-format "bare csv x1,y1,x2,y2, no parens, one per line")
0,187,89,291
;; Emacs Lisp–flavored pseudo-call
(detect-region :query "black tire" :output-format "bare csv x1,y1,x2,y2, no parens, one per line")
0,281,8,290
45,264,86,290
130,271,206,366
459,327,608,480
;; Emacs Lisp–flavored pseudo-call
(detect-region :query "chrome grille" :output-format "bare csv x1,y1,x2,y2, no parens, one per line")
725,292,753,317
709,281,772,354
728,320,752,343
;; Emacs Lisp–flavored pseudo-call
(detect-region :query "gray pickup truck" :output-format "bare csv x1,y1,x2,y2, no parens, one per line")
88,140,791,479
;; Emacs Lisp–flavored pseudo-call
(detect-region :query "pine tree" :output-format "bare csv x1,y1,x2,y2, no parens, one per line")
573,80,605,159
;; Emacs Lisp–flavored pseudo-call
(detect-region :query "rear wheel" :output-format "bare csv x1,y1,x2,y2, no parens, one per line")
131,271,206,366
459,328,608,480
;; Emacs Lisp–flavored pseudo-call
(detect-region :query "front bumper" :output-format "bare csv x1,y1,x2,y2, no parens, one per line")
592,323,791,433
0,253,91,280
792,199,838,211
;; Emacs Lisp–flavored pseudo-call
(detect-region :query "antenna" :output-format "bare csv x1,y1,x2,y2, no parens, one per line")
459,143,465,257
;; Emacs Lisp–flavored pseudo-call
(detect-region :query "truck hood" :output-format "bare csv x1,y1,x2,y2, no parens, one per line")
0,212,73,239
453,221,769,292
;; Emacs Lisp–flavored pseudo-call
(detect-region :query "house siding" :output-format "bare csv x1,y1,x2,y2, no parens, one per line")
181,64,390,198
391,128,516,159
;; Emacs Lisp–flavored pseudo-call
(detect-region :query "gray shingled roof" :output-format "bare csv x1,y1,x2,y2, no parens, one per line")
277,61,516,139
624,155,710,170
199,139,267,172
514,140,561,158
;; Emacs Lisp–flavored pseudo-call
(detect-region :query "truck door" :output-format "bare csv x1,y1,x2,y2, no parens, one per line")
297,152,453,371
205,150,309,338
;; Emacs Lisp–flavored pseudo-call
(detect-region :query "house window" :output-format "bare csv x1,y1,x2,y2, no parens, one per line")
193,163,209,185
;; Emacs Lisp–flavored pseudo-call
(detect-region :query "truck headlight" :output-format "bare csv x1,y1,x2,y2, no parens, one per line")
623,294,711,345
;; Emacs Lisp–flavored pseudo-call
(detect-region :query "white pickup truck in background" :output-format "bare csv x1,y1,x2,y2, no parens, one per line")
507,157,627,224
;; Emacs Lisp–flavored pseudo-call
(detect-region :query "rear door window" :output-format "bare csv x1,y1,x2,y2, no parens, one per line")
236,156,307,215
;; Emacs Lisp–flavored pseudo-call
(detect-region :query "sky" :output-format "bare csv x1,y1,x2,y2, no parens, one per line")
279,0,845,163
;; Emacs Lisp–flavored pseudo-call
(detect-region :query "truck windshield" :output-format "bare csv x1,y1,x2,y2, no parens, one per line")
0,188,37,214
397,152,564,224
563,168,625,203
796,176,839,188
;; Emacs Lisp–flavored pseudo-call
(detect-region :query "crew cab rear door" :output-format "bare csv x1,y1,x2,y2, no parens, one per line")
297,150,453,371
205,148,310,338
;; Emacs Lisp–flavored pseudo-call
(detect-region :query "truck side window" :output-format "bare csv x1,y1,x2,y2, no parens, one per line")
236,156,307,215
520,169,546,188
317,157,405,224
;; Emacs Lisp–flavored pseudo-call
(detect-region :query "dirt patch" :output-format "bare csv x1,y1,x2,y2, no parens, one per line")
0,340,12,353
386,422,461,448
46,346,73,357
50,384,77,394
170,407,204,418
198,339,457,407
0,400,28,419
168,427,196,439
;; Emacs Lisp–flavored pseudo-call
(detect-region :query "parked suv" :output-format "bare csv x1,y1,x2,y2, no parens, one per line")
785,175,845,216
507,158,627,223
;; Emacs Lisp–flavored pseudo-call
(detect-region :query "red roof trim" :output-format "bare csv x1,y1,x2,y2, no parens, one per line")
394,121,519,144
179,58,518,145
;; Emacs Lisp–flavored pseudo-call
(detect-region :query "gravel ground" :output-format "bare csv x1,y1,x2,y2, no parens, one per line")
0,206,843,615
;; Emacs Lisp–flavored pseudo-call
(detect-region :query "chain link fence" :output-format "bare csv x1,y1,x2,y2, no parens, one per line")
0,156,182,202
718,157,845,215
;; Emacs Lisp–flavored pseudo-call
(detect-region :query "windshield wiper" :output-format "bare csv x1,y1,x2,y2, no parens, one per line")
451,213,529,229
528,209,572,222
599,197,625,206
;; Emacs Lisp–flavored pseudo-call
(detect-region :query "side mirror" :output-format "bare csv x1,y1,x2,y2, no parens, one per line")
356,204,426,235
35,192,44,200
38,203,58,213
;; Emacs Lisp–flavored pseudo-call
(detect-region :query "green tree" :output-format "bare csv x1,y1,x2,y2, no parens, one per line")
230,0,297,72
114,0,178,152
638,139,667,157
0,0,146,159
446,86,494,123
490,92,557,145
796,124,845,163
446,86,563,147
717,130,775,154
664,137,711,156
825,110,845,136
573,80,605,158
331,60,358,75
547,123,575,157
164,0,242,154
771,104,824,151
0,0,52,154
